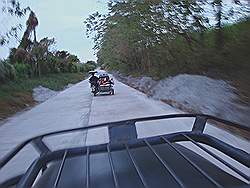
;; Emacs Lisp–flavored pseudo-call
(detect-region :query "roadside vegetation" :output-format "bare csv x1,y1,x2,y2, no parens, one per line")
0,73,84,120
85,0,250,104
0,4,97,120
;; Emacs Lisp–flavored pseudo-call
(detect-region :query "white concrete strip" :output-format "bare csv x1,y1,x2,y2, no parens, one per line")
0,80,92,183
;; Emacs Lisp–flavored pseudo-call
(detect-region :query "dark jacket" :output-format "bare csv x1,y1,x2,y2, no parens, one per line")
89,75,99,85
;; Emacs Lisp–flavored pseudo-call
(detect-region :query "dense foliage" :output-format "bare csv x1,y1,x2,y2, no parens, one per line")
0,9,97,84
85,0,249,77
0,47,97,83
0,34,94,82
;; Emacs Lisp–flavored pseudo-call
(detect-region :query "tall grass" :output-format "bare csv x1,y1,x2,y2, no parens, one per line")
0,60,16,82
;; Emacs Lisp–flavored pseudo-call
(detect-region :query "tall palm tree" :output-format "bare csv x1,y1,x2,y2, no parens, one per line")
17,11,39,76
19,11,38,50
27,11,39,43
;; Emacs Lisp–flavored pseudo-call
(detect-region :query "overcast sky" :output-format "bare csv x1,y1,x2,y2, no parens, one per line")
0,0,107,62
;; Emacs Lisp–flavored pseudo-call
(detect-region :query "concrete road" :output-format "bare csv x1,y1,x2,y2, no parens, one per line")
0,80,92,182
0,77,249,184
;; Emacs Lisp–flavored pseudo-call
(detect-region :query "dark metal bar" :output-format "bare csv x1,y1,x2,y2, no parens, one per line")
54,150,68,188
160,136,223,188
107,144,119,188
10,132,248,174
109,121,137,143
182,134,250,181
192,116,207,133
13,133,249,188
2,113,249,170
143,139,185,188
32,137,51,155
16,159,41,188
86,147,90,188
0,140,30,168
125,144,149,188
41,165,47,174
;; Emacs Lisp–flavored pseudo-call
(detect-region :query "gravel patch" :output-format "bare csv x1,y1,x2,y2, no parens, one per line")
113,72,250,126
32,86,58,103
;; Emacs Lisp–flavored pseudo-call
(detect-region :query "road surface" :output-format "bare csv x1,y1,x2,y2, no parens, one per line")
0,76,249,184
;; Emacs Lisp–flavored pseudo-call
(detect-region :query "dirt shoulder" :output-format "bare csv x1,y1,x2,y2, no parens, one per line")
112,72,250,140
0,73,84,121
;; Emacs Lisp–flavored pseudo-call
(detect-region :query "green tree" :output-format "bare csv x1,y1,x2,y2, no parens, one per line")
85,0,209,73
85,0,249,75
30,37,56,76
68,55,80,63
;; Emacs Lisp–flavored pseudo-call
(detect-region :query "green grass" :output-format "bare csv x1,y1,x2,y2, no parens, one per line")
0,73,85,120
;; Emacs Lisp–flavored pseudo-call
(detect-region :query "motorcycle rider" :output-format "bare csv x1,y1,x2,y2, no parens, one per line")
89,72,99,91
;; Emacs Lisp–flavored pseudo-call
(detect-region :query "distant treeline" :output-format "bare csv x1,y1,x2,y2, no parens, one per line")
0,50,97,83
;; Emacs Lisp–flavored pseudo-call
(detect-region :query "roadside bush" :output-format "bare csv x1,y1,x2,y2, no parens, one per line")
67,62,79,73
79,65,85,73
72,63,79,73
14,63,31,78
0,61,6,82
0,60,16,83
75,63,84,73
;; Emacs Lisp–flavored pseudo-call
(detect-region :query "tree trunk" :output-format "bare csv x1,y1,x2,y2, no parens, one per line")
33,28,37,43
214,0,224,49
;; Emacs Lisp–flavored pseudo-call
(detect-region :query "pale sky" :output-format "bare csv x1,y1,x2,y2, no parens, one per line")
0,0,107,62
